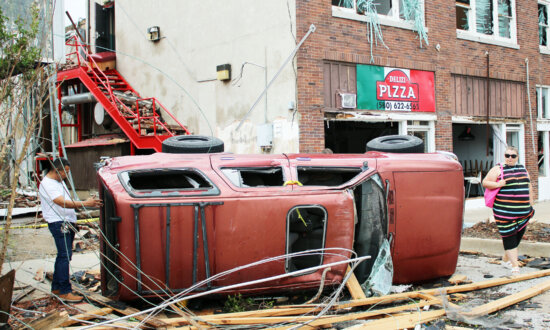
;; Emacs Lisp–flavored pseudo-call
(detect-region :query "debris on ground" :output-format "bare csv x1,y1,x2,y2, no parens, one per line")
6,265,550,329
463,220,550,243
0,185,39,209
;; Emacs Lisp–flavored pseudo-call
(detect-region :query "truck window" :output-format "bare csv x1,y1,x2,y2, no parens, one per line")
297,167,362,186
286,205,327,273
118,168,219,197
221,167,284,187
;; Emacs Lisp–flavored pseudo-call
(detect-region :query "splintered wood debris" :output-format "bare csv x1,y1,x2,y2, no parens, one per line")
6,269,550,329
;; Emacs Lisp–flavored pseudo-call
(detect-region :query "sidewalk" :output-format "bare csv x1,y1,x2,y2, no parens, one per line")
464,198,550,225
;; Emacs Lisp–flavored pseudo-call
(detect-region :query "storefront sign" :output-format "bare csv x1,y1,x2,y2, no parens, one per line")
357,65,435,112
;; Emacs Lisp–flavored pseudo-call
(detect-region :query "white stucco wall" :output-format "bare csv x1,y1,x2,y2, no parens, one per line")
101,0,298,153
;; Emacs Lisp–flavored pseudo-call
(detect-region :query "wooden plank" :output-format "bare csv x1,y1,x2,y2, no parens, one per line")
271,300,439,329
421,268,550,295
345,266,367,300
72,287,168,328
192,300,437,326
0,269,15,324
353,309,445,330
60,307,113,327
462,278,550,317
323,63,332,107
28,311,69,329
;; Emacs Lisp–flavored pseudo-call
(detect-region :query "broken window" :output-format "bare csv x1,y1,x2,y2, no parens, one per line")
456,0,470,30
332,0,422,23
540,3,549,47
457,0,515,42
297,167,362,186
286,206,327,273
220,167,284,187
119,168,217,197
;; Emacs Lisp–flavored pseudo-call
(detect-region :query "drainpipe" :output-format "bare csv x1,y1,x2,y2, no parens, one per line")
485,51,491,157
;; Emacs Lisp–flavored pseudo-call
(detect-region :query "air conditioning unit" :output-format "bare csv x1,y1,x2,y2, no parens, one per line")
339,93,357,109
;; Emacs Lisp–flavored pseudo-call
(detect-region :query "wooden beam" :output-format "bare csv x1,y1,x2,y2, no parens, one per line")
351,309,445,330
72,287,168,328
28,311,69,329
0,270,15,324
346,266,367,300
461,278,550,317
60,307,113,326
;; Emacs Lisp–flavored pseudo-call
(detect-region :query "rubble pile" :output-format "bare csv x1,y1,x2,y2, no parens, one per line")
0,186,39,208
463,220,550,243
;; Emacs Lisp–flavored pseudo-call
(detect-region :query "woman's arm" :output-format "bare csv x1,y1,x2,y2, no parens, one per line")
482,166,506,189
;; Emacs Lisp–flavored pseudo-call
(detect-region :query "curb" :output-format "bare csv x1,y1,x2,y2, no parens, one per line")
460,237,550,258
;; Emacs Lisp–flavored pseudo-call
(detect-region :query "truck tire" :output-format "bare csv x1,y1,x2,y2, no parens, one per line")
366,135,424,153
161,135,224,153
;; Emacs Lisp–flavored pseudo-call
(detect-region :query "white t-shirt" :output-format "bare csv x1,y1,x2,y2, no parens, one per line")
39,176,77,223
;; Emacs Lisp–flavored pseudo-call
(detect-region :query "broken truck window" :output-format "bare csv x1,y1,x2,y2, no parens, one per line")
118,168,218,198
220,167,284,187
286,206,327,273
297,167,362,186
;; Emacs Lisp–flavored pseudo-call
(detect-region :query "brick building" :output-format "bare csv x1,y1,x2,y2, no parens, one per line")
61,1,549,201
296,0,550,201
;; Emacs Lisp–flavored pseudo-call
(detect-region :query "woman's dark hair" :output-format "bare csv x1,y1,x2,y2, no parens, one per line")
51,157,71,170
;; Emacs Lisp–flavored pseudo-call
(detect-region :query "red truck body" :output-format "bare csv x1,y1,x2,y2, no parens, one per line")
97,151,464,300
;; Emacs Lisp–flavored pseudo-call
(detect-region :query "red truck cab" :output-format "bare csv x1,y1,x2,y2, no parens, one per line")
97,150,464,300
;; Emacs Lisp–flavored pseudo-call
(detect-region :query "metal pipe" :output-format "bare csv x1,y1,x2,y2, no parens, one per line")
192,205,199,285
200,205,211,288
61,92,95,105
236,24,316,130
165,206,171,289
486,51,490,157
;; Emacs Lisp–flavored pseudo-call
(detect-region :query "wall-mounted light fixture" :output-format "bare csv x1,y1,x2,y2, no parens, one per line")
216,64,231,81
147,26,160,41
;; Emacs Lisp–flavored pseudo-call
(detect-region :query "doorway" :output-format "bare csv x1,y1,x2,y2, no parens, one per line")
325,121,398,153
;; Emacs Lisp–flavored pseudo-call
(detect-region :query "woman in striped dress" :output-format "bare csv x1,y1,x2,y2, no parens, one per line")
482,147,534,275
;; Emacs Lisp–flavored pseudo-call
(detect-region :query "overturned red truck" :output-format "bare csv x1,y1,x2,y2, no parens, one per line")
97,135,464,300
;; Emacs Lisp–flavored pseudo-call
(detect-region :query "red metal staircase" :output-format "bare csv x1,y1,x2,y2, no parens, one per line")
57,36,190,152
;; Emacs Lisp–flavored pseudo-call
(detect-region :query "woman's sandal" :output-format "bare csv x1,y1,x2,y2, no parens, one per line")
511,267,520,275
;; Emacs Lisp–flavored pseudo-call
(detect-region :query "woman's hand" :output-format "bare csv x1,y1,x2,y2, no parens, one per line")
496,179,508,188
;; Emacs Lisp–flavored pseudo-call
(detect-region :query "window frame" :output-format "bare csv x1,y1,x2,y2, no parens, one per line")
331,0,427,32
456,0,519,49
118,168,220,198
540,1,550,54
537,85,550,178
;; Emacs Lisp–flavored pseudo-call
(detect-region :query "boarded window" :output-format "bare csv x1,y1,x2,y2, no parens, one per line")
323,62,357,109
297,167,362,186
221,167,284,187
451,75,525,118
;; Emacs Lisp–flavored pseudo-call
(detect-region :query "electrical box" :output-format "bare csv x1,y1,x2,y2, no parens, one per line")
339,93,357,109
257,123,273,147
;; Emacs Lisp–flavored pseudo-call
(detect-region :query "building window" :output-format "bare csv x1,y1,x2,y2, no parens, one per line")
540,2,549,51
538,86,550,119
537,86,550,178
332,0,425,31
456,0,517,48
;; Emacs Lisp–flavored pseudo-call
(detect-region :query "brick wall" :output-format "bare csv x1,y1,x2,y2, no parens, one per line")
296,0,549,198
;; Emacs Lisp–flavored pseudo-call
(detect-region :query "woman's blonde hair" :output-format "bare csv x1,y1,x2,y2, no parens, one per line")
505,146,519,155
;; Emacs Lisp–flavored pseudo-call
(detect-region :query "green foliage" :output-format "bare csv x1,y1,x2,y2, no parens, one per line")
224,294,255,313
0,3,43,88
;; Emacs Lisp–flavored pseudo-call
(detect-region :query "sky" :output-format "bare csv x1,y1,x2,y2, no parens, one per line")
64,0,87,27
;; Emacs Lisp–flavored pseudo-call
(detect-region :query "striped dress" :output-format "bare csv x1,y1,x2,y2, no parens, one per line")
493,164,534,238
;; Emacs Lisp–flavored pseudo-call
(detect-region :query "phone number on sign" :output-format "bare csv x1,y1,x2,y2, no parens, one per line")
378,101,419,111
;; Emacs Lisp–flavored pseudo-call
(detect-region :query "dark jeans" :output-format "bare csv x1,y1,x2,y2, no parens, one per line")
48,221,75,294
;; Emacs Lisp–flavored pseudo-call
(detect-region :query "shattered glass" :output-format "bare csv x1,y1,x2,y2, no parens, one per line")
476,0,494,35
540,4,548,46
497,0,511,38
361,239,393,296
